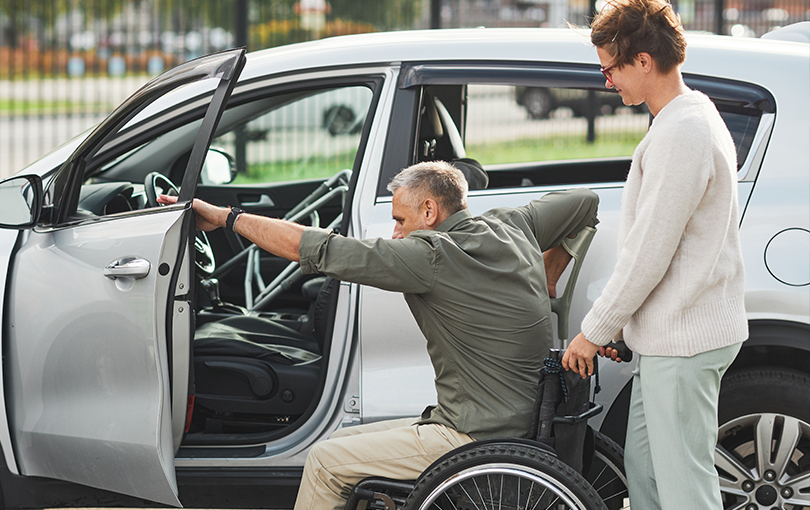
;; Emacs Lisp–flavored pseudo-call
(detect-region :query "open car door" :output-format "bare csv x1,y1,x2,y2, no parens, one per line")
3,48,245,506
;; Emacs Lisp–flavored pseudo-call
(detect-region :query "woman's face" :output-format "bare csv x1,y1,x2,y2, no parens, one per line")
597,46,647,107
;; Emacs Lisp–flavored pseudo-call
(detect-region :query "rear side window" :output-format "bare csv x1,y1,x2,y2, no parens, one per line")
466,84,649,167
717,105,761,170
378,63,775,195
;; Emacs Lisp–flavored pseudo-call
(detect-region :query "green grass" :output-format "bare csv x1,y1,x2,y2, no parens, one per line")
234,157,354,185
0,98,113,115
468,134,645,165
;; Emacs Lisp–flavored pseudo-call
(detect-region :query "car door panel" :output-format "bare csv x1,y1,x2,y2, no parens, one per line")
0,229,20,475
198,181,319,214
170,225,194,454
0,48,245,504
197,180,345,227
6,208,190,507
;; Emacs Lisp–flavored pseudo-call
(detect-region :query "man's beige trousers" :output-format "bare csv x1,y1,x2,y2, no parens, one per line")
293,417,474,510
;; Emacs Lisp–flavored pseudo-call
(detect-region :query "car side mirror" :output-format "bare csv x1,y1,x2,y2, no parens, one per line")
200,148,237,185
0,175,43,229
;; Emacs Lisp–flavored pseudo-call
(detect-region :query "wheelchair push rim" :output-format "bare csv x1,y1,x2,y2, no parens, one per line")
417,463,593,510
403,443,608,510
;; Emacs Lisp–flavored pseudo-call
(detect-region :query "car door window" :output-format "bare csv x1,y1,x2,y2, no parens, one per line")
211,86,374,184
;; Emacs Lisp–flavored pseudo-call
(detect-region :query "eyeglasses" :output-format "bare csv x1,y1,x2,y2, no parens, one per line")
600,63,617,84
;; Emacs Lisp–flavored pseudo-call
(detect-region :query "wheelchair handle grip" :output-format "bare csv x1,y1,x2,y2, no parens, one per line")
605,341,633,362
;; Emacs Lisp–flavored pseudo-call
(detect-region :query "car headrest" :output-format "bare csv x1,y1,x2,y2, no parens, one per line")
420,93,443,140
452,158,489,190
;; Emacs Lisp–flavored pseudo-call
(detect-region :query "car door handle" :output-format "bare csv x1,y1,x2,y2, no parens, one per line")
240,194,275,208
103,257,151,280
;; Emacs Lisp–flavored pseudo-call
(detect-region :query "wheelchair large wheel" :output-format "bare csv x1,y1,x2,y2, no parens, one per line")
403,443,607,510
586,431,628,510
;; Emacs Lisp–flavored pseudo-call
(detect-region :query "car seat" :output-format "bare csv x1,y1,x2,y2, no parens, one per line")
192,277,338,420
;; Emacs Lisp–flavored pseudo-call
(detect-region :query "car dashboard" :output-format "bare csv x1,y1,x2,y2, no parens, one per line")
76,181,148,217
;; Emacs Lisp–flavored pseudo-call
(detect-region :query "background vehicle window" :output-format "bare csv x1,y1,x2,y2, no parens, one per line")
465,84,649,167
211,86,373,184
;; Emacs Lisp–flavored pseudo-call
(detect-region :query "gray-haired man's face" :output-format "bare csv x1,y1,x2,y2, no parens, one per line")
391,188,430,239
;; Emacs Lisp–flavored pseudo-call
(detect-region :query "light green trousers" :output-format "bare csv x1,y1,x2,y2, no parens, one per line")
293,417,474,510
625,342,741,510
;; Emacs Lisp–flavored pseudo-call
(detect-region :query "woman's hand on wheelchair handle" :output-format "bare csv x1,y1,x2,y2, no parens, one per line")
603,341,633,362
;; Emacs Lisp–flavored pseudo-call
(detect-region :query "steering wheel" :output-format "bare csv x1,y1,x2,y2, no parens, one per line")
144,171,215,277
144,171,179,208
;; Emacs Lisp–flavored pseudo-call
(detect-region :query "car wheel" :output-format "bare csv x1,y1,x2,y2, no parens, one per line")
716,368,810,509
522,87,554,119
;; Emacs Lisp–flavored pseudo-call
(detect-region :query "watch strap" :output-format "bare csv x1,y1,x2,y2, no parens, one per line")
226,207,245,232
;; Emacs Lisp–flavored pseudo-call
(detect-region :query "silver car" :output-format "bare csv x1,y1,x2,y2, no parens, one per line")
0,24,807,509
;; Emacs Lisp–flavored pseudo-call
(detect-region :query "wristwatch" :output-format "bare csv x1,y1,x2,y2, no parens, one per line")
226,207,245,232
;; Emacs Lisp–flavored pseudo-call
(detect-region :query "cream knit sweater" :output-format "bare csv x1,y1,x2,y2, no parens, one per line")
581,90,748,357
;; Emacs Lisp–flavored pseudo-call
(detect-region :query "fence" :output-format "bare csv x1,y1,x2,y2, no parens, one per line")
1,0,807,177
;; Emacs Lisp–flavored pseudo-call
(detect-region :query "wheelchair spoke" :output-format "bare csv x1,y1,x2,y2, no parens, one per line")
432,495,458,510
540,495,561,510
590,465,608,486
499,473,503,510
528,487,549,510
459,480,484,510
471,476,487,509
525,479,534,509
599,489,628,505
486,474,494,510
592,469,627,501
587,432,629,510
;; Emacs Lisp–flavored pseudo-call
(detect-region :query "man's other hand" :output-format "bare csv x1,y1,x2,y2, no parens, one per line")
543,245,572,298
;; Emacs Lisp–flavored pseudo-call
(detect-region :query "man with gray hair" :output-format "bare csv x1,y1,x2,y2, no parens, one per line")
172,160,599,510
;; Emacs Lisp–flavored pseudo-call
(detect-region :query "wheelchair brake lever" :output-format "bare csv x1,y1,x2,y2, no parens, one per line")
353,488,396,510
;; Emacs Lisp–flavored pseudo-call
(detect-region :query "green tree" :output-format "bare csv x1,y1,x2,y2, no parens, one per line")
327,0,422,30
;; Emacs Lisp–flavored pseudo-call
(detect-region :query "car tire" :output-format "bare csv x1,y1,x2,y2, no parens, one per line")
403,442,607,510
716,368,810,509
522,87,554,119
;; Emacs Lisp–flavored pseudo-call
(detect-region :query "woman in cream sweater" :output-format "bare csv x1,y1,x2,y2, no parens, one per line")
562,1,748,508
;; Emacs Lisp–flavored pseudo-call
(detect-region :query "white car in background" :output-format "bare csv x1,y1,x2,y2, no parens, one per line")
0,24,807,510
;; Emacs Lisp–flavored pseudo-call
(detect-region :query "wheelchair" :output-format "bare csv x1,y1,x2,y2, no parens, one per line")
344,226,631,510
